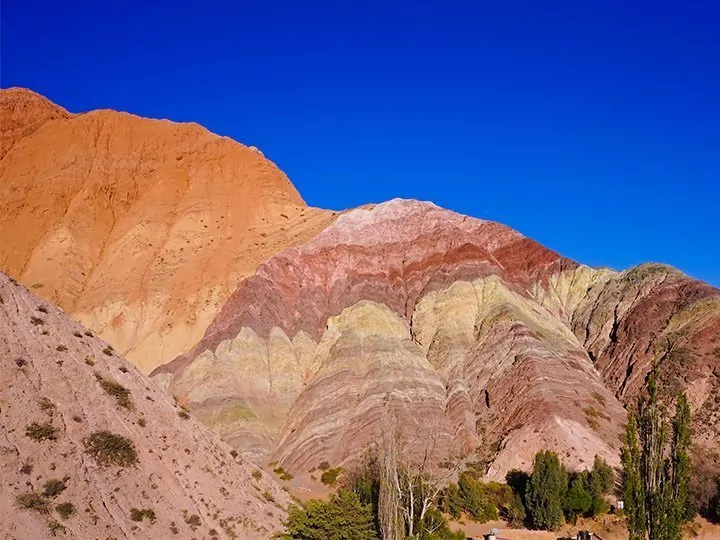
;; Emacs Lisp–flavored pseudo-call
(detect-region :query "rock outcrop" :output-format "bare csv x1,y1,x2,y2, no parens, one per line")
0,87,336,373
0,271,290,539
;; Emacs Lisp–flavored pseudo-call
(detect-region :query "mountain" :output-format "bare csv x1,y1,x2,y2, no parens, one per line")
2,88,719,488
0,88,336,373
154,199,720,481
0,271,290,539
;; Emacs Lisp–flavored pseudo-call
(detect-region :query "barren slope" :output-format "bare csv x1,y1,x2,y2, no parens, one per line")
0,88,336,372
0,271,290,539
0,87,71,159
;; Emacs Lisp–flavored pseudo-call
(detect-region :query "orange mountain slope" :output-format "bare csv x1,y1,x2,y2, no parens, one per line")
0,88,335,372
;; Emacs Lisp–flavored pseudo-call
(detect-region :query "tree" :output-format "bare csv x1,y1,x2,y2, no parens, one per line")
525,450,568,531
280,490,377,540
377,418,460,539
621,366,693,540
564,475,592,524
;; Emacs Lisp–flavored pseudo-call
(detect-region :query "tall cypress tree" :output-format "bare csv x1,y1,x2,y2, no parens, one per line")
621,366,693,540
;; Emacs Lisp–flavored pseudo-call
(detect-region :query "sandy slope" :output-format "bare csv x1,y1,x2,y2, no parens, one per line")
0,272,290,539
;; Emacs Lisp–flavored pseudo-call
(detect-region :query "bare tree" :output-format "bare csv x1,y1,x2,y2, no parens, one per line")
377,414,460,538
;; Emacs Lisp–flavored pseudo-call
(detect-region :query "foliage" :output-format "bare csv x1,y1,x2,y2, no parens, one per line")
274,466,294,481
25,422,58,441
439,472,497,523
564,476,592,524
55,502,75,519
42,478,68,498
16,492,49,512
130,507,156,522
321,467,343,486
95,373,133,409
525,450,568,531
279,489,377,540
84,430,138,467
621,365,693,540
410,507,465,540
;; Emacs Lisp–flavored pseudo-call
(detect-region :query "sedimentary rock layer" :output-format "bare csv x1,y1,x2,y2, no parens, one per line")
161,200,713,479
0,87,336,372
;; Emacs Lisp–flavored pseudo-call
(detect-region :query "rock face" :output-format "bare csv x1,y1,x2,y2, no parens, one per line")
0,87,336,373
0,87,70,159
0,272,290,539
160,199,720,480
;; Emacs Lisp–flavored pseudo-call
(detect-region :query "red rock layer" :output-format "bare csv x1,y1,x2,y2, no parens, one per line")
160,200,577,376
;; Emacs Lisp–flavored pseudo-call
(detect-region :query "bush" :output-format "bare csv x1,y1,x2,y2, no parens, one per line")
280,490,376,539
130,507,156,522
102,346,113,356
26,422,58,441
415,507,466,540
564,476,592,524
95,373,133,409
525,450,568,531
252,469,262,480
42,479,68,498
55,502,75,519
185,513,201,527
320,467,342,486
84,430,138,467
56,345,67,352
273,466,294,481
318,461,330,471
16,492,48,512
440,472,499,523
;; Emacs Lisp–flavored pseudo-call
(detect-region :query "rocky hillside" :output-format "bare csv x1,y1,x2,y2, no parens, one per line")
0,88,336,373
0,272,290,539
155,199,720,481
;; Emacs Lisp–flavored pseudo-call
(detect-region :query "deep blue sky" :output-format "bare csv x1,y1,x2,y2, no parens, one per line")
2,1,719,285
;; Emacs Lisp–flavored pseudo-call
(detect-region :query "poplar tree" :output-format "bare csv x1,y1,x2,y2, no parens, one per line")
621,367,693,540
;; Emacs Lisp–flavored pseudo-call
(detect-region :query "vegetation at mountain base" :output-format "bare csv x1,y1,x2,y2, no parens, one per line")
622,365,693,540
279,490,377,540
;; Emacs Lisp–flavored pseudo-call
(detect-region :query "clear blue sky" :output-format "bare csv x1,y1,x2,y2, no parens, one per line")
2,1,719,285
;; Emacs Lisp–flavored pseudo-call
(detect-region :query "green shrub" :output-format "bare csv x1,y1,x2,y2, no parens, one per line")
273,466,294,481
564,476,592,524
25,422,58,441
16,492,48,512
84,430,138,467
525,450,568,531
55,502,75,519
42,479,68,498
184,513,201,527
280,490,376,540
320,467,342,486
95,373,133,409
416,507,466,540
130,507,156,522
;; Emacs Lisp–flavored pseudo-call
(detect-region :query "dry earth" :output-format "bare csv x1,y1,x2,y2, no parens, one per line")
0,272,290,539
